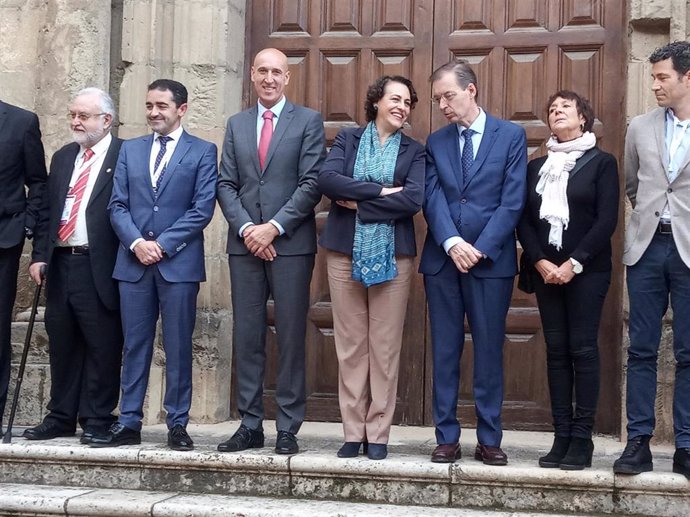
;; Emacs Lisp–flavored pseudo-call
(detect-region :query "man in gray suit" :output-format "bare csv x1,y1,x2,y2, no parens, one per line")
216,48,326,454
615,41,690,479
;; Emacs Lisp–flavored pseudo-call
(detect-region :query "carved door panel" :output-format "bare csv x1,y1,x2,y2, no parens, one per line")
244,0,626,432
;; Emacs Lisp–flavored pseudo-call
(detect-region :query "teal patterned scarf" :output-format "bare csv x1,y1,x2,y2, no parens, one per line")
352,121,400,287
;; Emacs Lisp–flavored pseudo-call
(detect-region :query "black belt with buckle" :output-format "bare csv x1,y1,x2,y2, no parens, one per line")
658,222,673,234
55,245,90,255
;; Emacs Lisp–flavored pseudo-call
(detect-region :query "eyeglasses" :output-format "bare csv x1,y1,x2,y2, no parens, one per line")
431,91,458,105
67,112,106,122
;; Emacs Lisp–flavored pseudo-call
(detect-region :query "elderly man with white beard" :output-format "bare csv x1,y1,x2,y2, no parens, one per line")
23,88,124,444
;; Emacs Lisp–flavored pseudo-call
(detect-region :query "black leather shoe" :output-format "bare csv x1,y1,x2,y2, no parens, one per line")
80,425,109,445
275,430,299,454
539,436,570,468
431,443,461,463
217,424,264,452
673,448,690,479
560,437,594,470
23,421,75,441
367,443,388,460
613,435,653,474
88,423,141,448
337,441,365,458
168,425,194,451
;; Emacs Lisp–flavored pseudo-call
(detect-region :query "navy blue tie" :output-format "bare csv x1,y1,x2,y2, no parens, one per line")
154,135,172,192
461,128,476,183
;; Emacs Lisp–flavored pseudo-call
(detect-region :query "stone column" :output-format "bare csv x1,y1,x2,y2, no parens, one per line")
116,0,246,424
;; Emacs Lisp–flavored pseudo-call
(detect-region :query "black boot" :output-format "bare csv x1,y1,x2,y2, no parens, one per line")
539,436,571,468
613,435,653,475
560,437,594,470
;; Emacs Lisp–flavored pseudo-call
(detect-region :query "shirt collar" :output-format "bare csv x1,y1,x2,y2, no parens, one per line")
153,125,184,143
258,96,287,119
457,107,486,136
80,131,112,158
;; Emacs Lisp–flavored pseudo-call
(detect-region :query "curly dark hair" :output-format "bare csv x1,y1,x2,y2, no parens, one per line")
364,75,418,122
649,41,690,76
546,90,595,133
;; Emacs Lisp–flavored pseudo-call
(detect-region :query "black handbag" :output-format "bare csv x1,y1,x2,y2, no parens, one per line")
517,252,535,294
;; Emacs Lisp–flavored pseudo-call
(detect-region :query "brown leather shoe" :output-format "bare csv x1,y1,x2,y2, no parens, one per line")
474,444,508,465
431,443,462,463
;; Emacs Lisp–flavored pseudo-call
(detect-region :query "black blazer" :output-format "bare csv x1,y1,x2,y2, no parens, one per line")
0,100,47,248
33,137,123,311
517,147,619,273
317,127,425,257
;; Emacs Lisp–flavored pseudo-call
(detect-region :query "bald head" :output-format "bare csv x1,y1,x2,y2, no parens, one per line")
251,48,290,109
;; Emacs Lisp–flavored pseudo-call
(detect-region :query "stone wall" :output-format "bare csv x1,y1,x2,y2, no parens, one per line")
625,0,689,443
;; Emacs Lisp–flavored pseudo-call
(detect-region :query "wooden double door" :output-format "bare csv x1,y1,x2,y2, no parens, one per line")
243,0,626,433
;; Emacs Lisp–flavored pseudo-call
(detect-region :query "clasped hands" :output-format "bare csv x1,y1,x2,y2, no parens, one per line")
449,242,484,273
243,223,279,261
134,240,164,266
535,258,575,285
335,185,403,211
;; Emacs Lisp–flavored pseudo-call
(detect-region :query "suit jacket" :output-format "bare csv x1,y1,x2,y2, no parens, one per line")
108,130,218,283
0,100,47,249
216,100,326,255
517,148,619,274
420,113,527,277
33,137,123,310
624,107,690,267
317,127,425,257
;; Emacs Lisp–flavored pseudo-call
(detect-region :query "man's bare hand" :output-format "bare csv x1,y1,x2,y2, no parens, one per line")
243,223,279,255
28,262,47,285
336,200,357,210
449,242,483,273
134,241,163,266
254,243,277,261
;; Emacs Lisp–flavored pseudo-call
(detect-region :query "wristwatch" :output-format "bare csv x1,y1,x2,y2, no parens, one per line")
569,257,583,274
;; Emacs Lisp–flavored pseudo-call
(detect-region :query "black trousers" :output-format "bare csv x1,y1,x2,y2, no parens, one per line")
534,270,611,439
43,253,123,430
0,242,23,427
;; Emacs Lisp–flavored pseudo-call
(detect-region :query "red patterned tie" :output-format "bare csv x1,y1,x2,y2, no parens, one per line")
258,110,274,169
58,148,94,242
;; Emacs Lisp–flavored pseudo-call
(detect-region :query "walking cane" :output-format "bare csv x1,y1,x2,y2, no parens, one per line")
3,264,45,444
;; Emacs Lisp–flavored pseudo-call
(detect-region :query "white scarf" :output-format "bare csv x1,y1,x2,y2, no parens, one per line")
536,131,596,250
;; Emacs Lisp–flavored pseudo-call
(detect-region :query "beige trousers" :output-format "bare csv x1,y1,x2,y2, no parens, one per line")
326,250,414,444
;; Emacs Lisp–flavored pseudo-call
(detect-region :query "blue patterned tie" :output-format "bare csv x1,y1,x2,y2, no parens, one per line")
154,135,172,192
461,128,476,183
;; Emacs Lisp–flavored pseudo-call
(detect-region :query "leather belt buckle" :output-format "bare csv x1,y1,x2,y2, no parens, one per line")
57,245,90,255
658,222,673,234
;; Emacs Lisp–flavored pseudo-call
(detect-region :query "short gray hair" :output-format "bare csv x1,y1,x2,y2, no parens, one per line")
74,87,116,118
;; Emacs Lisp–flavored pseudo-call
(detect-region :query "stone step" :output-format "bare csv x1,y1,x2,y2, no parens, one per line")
0,432,688,517
0,483,594,517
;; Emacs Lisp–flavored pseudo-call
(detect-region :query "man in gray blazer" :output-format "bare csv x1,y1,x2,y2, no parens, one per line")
615,41,690,479
216,48,326,454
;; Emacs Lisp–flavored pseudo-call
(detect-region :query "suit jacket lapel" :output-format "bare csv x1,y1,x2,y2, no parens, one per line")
0,101,8,136
240,107,262,176
56,144,80,207
463,114,498,192
653,109,670,179
263,101,294,173
440,125,463,191
87,138,119,208
156,130,191,197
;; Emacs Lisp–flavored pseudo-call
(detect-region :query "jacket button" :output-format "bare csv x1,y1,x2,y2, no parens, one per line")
668,187,673,193
259,180,265,185
654,211,660,217
461,198,467,204
153,206,159,212
148,231,154,237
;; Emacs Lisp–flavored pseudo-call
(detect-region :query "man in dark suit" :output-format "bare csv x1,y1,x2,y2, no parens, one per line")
421,59,527,465
216,48,326,454
0,100,47,431
24,88,123,443
90,79,217,450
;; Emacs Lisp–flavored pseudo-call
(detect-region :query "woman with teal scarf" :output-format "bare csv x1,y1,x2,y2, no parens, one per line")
318,76,425,460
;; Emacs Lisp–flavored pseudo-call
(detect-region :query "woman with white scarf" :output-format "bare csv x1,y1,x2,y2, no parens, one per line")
317,76,424,460
517,91,619,470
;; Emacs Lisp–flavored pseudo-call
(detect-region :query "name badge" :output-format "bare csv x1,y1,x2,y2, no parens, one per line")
60,195,76,224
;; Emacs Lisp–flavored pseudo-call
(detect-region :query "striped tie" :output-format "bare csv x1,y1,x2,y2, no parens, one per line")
57,148,94,242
